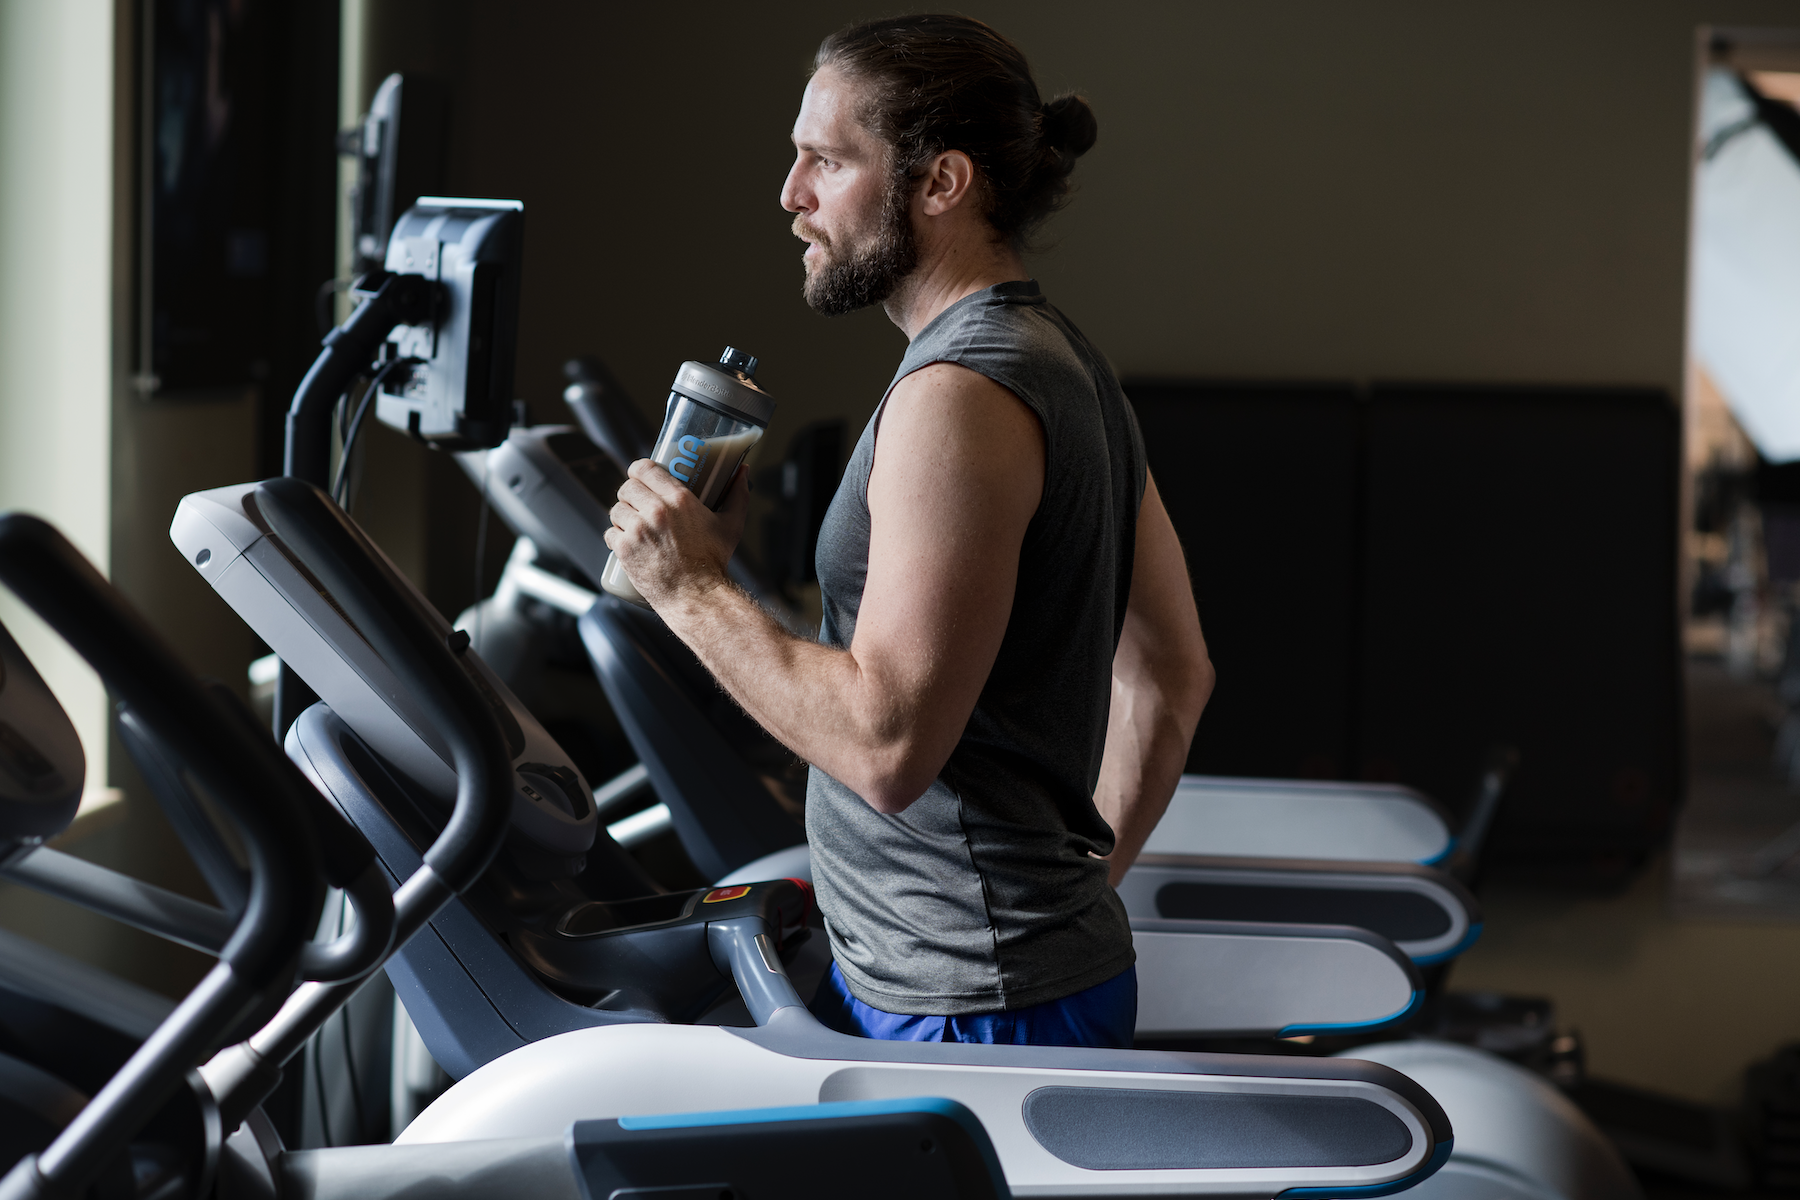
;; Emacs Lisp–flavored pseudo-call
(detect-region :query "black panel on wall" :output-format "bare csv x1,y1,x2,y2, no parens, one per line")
138,0,341,472
143,0,281,393
1127,383,1360,780
1357,386,1681,871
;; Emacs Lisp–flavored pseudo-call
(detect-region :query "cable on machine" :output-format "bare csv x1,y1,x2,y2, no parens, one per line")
333,356,420,508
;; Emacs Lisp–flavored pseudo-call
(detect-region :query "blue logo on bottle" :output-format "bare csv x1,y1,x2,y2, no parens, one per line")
670,434,704,483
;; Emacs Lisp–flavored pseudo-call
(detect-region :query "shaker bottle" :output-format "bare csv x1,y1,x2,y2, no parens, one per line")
600,346,775,607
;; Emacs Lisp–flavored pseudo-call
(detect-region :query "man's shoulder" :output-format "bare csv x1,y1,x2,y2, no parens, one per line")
883,360,1042,443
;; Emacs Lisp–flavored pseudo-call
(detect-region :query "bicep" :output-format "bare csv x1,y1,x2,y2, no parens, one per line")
851,364,1045,739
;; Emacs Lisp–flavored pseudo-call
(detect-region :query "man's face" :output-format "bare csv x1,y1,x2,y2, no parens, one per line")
780,67,918,316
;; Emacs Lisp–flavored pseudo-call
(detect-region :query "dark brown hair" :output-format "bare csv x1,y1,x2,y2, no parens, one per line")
814,14,1097,244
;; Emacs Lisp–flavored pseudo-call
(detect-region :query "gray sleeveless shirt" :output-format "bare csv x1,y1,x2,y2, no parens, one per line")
806,279,1145,1015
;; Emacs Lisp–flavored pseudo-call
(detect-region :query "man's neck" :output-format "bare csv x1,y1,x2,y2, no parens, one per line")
882,232,1029,341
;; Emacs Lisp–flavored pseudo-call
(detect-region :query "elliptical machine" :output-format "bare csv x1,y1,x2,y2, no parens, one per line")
0,511,377,1198
0,511,1015,1200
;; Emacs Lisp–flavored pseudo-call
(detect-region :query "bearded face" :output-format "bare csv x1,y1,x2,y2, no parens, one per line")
793,166,920,316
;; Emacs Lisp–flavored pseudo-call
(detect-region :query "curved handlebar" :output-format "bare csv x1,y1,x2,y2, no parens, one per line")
707,916,808,1027
197,679,394,980
196,479,518,1132
253,477,514,895
285,273,436,487
0,517,322,984
0,514,326,1198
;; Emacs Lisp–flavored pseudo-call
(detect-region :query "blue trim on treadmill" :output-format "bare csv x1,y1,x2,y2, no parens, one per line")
1409,922,1483,967
1276,988,1423,1038
617,1096,1006,1187
1421,836,1455,866
1280,1136,1453,1198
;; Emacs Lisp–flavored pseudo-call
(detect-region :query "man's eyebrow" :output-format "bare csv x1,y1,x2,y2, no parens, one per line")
792,136,860,159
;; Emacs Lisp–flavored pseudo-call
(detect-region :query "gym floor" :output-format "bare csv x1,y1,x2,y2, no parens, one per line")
1449,651,1800,1104
1450,653,1800,1110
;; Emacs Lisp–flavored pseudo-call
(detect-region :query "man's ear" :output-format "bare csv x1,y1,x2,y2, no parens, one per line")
918,149,977,216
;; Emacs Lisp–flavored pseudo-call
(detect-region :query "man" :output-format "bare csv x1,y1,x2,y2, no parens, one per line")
605,15,1212,1049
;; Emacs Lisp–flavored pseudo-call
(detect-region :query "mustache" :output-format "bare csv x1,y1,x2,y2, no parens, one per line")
791,215,830,248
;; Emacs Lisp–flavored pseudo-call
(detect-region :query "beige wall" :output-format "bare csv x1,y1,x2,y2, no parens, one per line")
322,0,1800,600
0,0,118,794
390,0,1792,455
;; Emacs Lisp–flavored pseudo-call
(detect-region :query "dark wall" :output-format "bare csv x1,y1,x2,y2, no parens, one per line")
1133,383,1682,874
338,0,1800,434
1358,387,1682,872
1130,383,1361,781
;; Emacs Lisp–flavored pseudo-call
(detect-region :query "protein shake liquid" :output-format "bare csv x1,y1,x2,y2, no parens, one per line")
600,347,775,607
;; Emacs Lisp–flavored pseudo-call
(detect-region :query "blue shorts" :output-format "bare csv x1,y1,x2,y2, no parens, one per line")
809,962,1138,1049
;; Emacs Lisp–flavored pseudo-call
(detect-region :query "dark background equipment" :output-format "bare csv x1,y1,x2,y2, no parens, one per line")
341,74,451,281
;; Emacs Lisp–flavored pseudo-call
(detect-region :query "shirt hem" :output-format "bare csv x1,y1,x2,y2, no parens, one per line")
834,942,1137,1017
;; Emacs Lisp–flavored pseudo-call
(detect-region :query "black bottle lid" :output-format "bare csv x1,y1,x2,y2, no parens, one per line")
718,347,759,379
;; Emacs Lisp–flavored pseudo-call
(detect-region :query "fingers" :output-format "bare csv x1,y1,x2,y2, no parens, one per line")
629,458,689,501
612,474,670,528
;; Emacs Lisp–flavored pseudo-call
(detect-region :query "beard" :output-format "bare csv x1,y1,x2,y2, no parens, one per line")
794,172,919,316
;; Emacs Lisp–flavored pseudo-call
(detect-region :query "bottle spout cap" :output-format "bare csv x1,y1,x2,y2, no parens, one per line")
718,346,758,379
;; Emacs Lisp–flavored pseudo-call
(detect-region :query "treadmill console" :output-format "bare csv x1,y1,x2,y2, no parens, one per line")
372,198,524,451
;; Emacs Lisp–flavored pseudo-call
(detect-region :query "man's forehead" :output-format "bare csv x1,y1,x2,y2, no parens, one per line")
791,70,873,155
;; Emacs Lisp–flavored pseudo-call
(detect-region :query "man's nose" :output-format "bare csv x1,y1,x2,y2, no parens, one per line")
779,160,809,214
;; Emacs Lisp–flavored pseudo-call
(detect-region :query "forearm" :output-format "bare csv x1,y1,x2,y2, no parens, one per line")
656,579,925,811
1094,667,1211,887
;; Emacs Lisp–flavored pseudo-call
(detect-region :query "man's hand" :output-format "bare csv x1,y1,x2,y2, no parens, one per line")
604,459,751,610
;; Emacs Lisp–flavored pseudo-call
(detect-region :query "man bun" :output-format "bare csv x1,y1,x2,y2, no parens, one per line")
1043,94,1099,160
815,15,1099,245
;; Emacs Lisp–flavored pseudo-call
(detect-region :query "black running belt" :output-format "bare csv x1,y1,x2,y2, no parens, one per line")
1155,882,1451,942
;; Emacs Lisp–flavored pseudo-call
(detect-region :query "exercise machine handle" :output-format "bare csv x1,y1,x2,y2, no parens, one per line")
0,514,326,1200
198,478,516,1132
197,678,395,981
1450,743,1518,879
285,272,436,488
254,477,513,894
115,685,396,981
708,916,808,1026
563,355,654,472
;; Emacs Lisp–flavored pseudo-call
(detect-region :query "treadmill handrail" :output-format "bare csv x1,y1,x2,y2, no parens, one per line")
198,478,519,1132
255,477,513,895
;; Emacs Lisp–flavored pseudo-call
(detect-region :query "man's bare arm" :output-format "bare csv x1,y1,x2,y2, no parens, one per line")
604,361,1044,814
1095,473,1213,886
